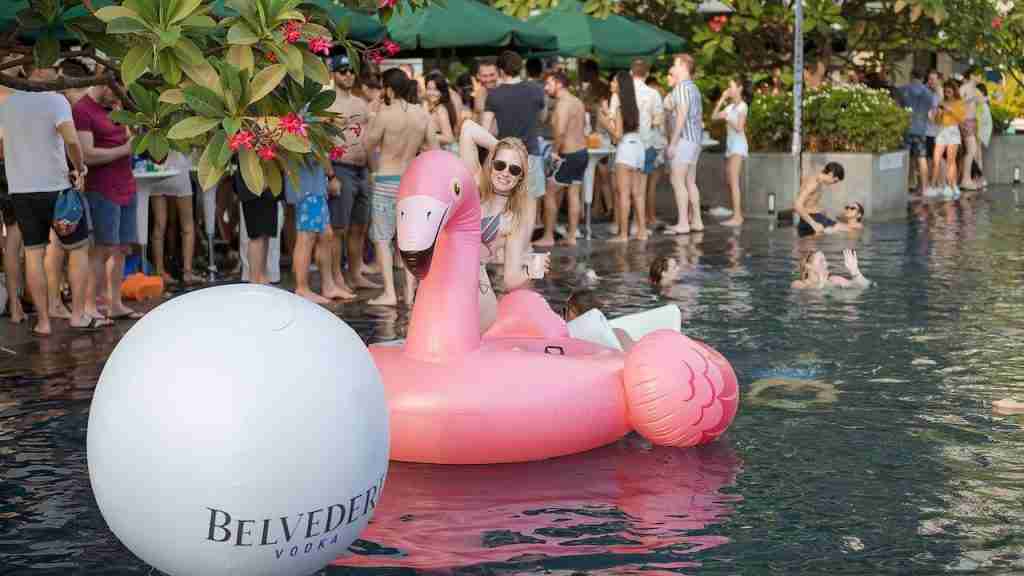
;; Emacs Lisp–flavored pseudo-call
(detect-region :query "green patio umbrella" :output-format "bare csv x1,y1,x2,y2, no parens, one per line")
385,0,557,52
633,19,687,54
528,0,666,68
210,0,386,44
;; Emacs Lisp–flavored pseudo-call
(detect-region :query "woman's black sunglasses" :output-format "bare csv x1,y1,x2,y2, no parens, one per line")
493,160,524,177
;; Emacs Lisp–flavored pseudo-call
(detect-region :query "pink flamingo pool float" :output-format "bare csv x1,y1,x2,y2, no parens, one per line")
368,151,739,464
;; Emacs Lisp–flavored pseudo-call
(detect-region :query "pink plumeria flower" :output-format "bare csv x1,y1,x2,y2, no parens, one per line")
229,130,255,151
257,145,277,161
309,37,332,56
330,146,347,161
280,112,308,137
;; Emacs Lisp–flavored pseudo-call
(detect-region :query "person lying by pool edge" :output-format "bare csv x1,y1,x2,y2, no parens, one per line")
792,248,871,290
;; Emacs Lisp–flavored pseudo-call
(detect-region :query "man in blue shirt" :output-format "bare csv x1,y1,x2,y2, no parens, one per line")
896,69,938,196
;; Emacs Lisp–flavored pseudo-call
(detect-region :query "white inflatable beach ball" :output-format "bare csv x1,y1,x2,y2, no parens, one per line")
87,284,389,576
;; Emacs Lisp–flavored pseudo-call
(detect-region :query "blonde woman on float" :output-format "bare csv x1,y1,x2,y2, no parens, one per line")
459,120,550,331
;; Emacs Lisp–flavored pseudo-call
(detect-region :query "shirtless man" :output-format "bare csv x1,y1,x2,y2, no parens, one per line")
365,68,438,307
793,162,845,237
535,71,588,247
327,55,376,290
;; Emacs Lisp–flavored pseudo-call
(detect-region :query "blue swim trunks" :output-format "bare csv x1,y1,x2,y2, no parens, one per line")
286,161,329,233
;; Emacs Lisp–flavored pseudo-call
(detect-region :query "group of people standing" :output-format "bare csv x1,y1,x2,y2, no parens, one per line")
898,68,993,199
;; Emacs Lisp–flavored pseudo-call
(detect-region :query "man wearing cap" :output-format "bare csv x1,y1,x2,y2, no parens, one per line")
327,55,377,289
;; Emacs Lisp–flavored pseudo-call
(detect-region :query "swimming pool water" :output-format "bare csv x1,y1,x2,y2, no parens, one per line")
2,188,1023,575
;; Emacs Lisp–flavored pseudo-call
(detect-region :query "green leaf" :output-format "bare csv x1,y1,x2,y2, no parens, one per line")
308,89,336,114
278,132,311,153
132,131,152,155
168,0,202,24
183,85,227,117
95,5,142,23
227,21,261,45
33,35,60,68
158,51,183,85
107,17,150,34
121,45,151,86
173,37,205,67
227,45,255,72
124,0,159,24
149,133,171,162
168,116,222,139
265,159,283,197
180,59,223,95
302,22,332,39
159,89,186,105
222,117,242,136
198,132,229,191
128,84,158,115
181,14,216,28
301,50,330,86
248,64,288,105
282,43,304,81
239,147,265,194
158,27,183,49
109,109,139,126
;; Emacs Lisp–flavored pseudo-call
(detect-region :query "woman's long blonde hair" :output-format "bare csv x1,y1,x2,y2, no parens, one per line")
479,137,530,225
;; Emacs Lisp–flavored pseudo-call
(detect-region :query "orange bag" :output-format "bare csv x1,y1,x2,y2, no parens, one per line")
121,273,164,301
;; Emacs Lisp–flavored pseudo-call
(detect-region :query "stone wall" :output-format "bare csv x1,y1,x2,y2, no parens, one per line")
660,151,910,222
982,135,1024,185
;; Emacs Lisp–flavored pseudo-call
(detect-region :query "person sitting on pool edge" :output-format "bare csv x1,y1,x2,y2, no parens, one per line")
792,248,871,289
564,288,636,351
794,161,845,237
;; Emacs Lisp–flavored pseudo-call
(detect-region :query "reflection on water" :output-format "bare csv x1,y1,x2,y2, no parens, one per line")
1,188,1023,574
334,438,742,575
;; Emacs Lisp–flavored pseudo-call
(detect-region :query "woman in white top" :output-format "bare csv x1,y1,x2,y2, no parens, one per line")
711,78,748,227
146,150,200,285
598,71,648,242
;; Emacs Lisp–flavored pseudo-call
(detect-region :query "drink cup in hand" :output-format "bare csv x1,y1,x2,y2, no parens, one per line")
526,252,549,279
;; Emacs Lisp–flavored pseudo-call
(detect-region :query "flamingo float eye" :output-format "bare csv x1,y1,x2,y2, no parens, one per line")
451,178,461,197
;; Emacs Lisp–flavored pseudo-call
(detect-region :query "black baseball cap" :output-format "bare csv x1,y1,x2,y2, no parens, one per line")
330,55,351,72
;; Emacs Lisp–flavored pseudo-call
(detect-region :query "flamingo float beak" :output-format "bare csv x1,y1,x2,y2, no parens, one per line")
397,195,450,280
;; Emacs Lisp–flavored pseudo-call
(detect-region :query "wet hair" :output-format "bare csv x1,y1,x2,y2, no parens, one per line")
649,256,673,285
526,57,543,80
823,161,845,181
498,51,523,77
799,252,817,282
615,70,640,135
564,288,602,320
730,76,752,103
848,201,864,222
425,71,457,133
480,137,530,225
977,83,988,97
381,68,410,105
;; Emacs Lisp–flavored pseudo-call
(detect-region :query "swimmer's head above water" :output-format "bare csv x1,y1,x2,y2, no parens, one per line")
649,256,681,287
564,289,602,321
799,251,829,285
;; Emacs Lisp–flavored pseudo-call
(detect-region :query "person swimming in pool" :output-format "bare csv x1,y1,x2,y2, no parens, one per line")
791,248,871,289
828,201,865,234
794,162,845,237
649,255,681,288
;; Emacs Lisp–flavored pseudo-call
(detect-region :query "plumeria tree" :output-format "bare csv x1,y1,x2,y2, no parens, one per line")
0,0,402,196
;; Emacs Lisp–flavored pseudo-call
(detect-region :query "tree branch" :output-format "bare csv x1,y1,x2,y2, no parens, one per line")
0,71,118,92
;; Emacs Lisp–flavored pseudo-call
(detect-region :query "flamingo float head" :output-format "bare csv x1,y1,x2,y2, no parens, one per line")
396,150,480,279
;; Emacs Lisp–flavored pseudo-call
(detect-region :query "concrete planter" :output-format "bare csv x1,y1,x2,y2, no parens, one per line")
982,134,1024,184
688,150,909,221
